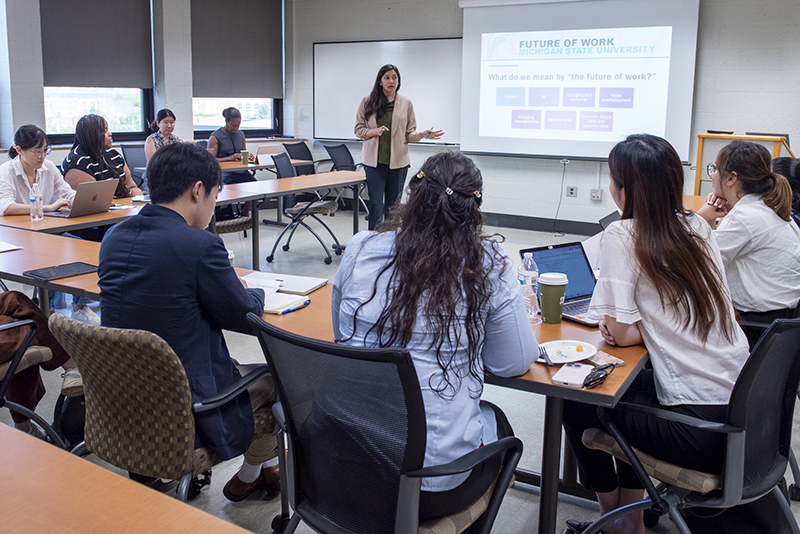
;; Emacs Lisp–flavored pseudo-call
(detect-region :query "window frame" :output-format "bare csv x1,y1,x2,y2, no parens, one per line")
46,88,155,146
192,99,283,141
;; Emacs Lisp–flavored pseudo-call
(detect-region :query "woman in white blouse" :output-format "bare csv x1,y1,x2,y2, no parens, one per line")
0,124,74,215
698,140,800,347
562,135,750,534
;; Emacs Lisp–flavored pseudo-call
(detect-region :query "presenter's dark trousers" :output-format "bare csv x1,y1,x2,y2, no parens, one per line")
364,163,408,230
562,369,727,493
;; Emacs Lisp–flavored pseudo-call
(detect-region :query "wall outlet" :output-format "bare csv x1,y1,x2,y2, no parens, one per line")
590,188,603,201
566,186,578,198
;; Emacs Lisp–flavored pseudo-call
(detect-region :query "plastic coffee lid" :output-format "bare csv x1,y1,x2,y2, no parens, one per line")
539,272,568,285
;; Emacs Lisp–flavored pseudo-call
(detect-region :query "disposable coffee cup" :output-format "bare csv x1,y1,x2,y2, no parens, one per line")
227,249,235,266
240,150,249,165
539,272,568,324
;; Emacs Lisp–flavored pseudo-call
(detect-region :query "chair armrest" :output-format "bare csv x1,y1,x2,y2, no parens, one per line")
193,364,270,413
609,401,741,434
737,320,770,331
404,436,522,478
272,402,286,431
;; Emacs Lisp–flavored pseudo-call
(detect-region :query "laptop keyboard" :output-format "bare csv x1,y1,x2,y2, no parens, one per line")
45,210,70,218
563,299,591,315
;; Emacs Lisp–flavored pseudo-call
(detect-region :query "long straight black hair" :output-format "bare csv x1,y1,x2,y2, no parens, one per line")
363,64,401,121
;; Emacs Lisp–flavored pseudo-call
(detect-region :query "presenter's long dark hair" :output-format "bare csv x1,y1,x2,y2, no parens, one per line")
609,134,735,342
342,152,504,399
364,64,401,121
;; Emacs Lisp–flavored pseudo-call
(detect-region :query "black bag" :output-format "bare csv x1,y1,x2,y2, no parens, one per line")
679,479,791,534
52,393,86,448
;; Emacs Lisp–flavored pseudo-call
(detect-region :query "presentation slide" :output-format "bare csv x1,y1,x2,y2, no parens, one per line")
479,27,672,144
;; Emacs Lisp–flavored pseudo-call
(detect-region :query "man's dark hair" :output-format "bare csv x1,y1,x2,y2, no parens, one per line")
147,142,223,204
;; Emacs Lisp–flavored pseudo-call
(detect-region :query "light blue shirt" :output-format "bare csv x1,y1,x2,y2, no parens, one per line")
332,231,538,491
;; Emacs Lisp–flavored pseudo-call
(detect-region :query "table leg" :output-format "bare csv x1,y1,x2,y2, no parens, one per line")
39,288,51,316
539,396,564,534
250,199,259,271
352,184,360,235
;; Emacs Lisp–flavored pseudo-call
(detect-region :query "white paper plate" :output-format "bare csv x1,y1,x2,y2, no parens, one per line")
537,340,597,364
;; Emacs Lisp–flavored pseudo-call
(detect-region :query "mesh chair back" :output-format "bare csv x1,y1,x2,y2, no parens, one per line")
324,144,357,171
728,318,800,499
283,141,315,175
120,143,147,186
272,152,299,209
48,313,196,480
196,139,208,150
248,314,426,534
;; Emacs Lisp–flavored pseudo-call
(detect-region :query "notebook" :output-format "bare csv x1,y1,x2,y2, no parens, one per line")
44,179,117,218
242,272,328,296
519,242,599,326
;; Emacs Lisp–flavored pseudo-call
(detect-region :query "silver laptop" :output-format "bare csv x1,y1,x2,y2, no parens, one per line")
519,242,599,326
45,179,117,218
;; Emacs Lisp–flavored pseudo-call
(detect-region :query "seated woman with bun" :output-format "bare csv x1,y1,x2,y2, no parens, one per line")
333,151,537,520
62,114,142,198
698,141,800,347
144,108,182,162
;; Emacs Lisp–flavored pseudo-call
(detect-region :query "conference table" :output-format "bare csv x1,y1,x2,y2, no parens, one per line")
0,424,251,534
260,283,649,534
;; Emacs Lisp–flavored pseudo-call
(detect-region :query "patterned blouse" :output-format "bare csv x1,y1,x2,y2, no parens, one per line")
148,131,182,150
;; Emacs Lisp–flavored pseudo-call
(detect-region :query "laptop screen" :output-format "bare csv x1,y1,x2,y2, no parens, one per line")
520,242,596,300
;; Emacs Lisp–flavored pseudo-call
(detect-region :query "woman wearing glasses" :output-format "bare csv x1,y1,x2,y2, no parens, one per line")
0,124,74,215
698,141,800,347
561,135,749,534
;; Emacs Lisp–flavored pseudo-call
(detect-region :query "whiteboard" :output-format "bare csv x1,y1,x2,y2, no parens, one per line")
313,39,461,144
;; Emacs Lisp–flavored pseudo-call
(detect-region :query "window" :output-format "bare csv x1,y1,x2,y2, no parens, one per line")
44,87,153,144
192,97,281,139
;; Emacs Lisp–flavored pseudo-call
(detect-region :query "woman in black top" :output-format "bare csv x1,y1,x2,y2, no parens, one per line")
62,114,142,198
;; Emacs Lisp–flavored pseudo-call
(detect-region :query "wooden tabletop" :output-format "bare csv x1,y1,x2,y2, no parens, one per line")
0,225,101,299
0,202,142,234
0,424,251,534
219,159,311,172
233,170,365,198
258,281,648,406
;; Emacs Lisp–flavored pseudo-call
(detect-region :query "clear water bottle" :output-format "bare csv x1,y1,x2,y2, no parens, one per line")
30,183,43,221
517,252,541,325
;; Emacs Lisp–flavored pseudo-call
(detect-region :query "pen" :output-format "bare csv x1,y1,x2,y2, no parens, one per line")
426,128,433,139
280,300,311,314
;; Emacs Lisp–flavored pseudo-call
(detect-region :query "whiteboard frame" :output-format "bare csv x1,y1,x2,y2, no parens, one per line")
313,38,462,145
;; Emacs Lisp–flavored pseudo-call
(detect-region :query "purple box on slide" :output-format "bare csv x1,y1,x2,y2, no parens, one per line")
599,88,634,108
511,110,542,129
580,112,614,132
528,88,560,107
545,110,577,130
563,88,596,107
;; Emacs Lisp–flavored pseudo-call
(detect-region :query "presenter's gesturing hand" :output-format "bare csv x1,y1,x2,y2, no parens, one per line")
416,129,444,142
368,125,390,138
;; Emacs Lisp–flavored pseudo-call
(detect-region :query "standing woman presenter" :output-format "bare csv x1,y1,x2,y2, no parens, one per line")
355,64,443,230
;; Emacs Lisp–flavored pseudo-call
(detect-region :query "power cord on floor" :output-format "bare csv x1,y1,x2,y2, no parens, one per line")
553,159,569,236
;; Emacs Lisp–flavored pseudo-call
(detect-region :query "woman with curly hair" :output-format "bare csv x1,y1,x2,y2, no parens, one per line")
332,151,537,520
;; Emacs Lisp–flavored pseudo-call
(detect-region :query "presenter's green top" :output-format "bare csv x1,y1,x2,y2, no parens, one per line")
377,101,394,166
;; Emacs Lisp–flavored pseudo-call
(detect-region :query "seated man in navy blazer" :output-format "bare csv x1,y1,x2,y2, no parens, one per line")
98,142,278,502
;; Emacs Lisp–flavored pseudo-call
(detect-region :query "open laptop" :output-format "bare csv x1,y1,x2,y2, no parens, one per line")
519,242,599,326
45,179,117,218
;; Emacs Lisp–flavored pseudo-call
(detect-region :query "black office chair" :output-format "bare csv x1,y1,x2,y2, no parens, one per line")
247,313,524,534
195,140,208,150
578,318,800,534
283,141,331,176
120,143,147,189
324,144,369,216
0,319,67,449
266,152,343,265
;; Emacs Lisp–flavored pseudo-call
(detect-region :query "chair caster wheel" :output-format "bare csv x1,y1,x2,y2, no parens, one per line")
789,484,800,501
324,257,332,265
282,245,290,252
186,470,212,501
266,255,274,263
643,509,660,528
335,248,343,256
272,513,290,533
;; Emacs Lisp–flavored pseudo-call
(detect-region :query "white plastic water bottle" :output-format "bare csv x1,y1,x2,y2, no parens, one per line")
30,183,43,221
518,252,541,325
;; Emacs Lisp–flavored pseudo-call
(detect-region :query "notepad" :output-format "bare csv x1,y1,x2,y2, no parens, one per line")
263,293,310,314
0,241,22,253
243,272,327,296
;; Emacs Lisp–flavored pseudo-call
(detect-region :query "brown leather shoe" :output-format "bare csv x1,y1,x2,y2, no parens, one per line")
262,465,281,500
223,472,266,502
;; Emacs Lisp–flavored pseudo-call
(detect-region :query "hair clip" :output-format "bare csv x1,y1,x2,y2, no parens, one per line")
473,190,482,198
416,171,425,179
445,187,454,196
